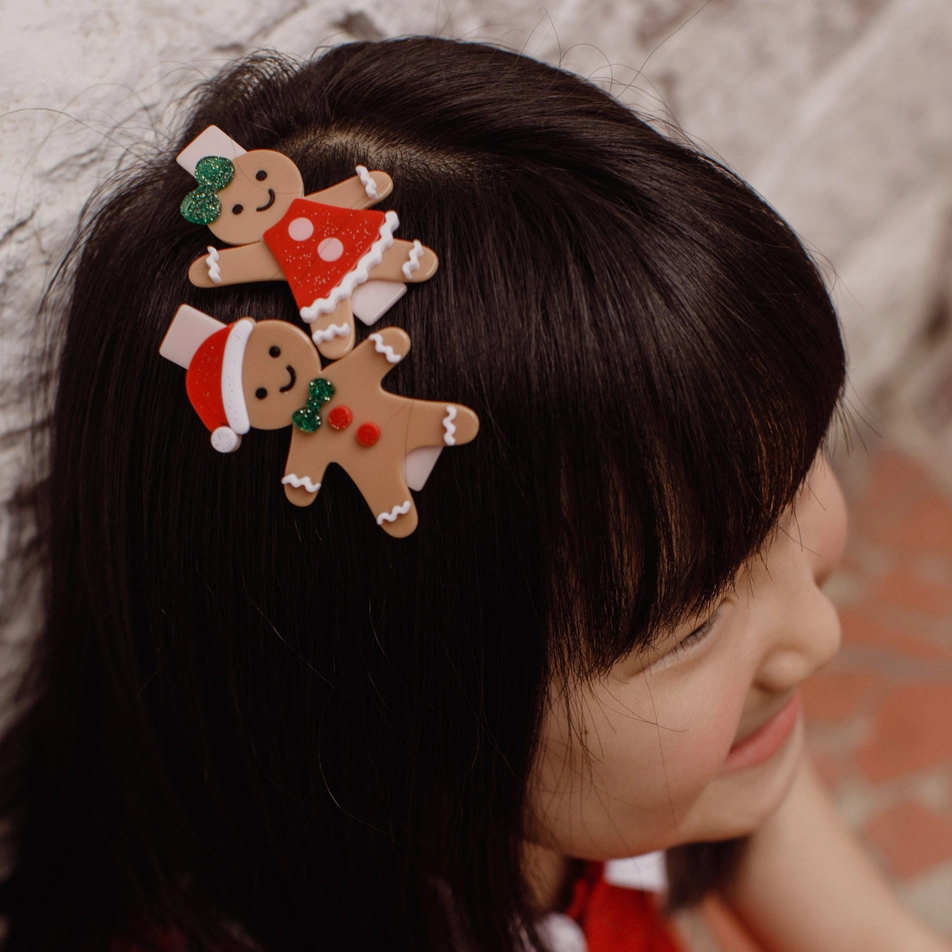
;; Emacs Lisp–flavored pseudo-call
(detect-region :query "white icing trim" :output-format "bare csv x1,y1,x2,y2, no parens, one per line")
376,500,412,525
442,405,458,446
220,319,253,436
300,211,399,321
355,164,378,200
281,474,321,493
206,245,222,284
401,239,424,280
311,322,351,345
369,332,402,364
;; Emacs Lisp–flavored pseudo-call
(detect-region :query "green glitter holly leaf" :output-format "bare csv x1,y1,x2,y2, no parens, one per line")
194,156,234,190
180,187,222,225
180,156,235,226
291,405,320,433
308,378,335,403
292,378,336,433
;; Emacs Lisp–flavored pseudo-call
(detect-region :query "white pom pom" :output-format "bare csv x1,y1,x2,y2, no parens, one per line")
211,427,241,453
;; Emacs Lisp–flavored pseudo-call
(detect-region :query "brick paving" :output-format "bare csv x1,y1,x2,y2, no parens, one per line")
806,448,952,937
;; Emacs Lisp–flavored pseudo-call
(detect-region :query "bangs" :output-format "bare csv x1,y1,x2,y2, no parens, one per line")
524,165,845,672
318,129,845,677
358,143,845,677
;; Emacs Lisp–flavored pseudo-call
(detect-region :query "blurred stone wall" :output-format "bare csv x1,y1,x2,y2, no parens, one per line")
1,0,951,659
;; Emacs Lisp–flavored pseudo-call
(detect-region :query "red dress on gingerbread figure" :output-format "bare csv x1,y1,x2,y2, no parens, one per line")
177,125,437,361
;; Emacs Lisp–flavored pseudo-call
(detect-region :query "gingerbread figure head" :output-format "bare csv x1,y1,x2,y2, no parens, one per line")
177,126,440,361
179,127,306,244
160,305,479,537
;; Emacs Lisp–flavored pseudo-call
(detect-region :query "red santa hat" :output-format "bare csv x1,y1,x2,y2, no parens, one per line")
159,305,254,453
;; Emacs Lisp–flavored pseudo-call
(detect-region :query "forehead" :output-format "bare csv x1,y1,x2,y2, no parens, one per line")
248,320,312,350
232,150,303,188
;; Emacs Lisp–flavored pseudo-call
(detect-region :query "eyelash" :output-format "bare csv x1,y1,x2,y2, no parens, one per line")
667,607,721,659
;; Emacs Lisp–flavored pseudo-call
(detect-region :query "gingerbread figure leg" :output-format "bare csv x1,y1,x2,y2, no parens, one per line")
282,430,330,507
307,298,356,360
368,239,439,284
348,468,419,538
399,400,481,491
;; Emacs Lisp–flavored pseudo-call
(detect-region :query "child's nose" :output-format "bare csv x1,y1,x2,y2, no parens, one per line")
806,459,849,587
754,586,842,694
754,460,847,693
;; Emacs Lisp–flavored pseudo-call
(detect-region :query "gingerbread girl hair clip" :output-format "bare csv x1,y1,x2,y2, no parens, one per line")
159,305,479,538
176,126,438,361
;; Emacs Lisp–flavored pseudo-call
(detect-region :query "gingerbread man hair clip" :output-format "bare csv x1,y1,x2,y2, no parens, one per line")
176,126,438,361
159,305,479,538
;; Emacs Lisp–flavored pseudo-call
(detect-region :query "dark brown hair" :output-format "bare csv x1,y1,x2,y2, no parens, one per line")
0,37,844,952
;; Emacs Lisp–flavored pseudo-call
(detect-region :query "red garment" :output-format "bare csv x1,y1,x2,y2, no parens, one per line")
263,199,393,314
565,863,682,952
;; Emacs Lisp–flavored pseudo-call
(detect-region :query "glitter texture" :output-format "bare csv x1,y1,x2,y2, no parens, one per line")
292,377,336,433
180,155,235,226
194,156,235,190
181,188,222,225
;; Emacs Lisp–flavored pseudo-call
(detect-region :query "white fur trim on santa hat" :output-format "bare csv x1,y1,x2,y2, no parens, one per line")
221,318,254,437
176,125,247,178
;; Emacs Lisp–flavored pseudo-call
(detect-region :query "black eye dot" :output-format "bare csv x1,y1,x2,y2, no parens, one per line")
269,345,281,358
232,204,244,215
256,170,268,181
255,387,267,400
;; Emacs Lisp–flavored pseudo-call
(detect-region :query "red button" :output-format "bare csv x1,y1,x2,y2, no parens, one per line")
327,405,353,430
356,422,381,446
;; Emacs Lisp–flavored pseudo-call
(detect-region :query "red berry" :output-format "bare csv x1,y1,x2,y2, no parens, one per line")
356,422,381,446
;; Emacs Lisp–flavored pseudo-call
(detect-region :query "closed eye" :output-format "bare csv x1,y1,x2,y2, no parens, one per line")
666,605,723,660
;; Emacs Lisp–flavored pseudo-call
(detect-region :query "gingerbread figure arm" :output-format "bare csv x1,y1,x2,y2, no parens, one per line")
305,170,393,210
188,241,284,288
405,400,480,452
282,429,330,507
329,328,412,392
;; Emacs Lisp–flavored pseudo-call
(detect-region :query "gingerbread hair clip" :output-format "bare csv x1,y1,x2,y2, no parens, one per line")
159,305,479,538
177,126,438,361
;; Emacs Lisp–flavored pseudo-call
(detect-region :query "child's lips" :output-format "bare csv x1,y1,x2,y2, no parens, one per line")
722,691,801,773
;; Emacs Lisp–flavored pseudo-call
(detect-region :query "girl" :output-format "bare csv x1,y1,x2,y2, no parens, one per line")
0,36,947,952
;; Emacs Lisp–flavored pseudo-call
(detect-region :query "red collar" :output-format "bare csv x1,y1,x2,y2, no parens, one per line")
562,862,682,952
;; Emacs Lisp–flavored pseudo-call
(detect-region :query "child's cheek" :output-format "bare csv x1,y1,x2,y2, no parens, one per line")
637,669,748,792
